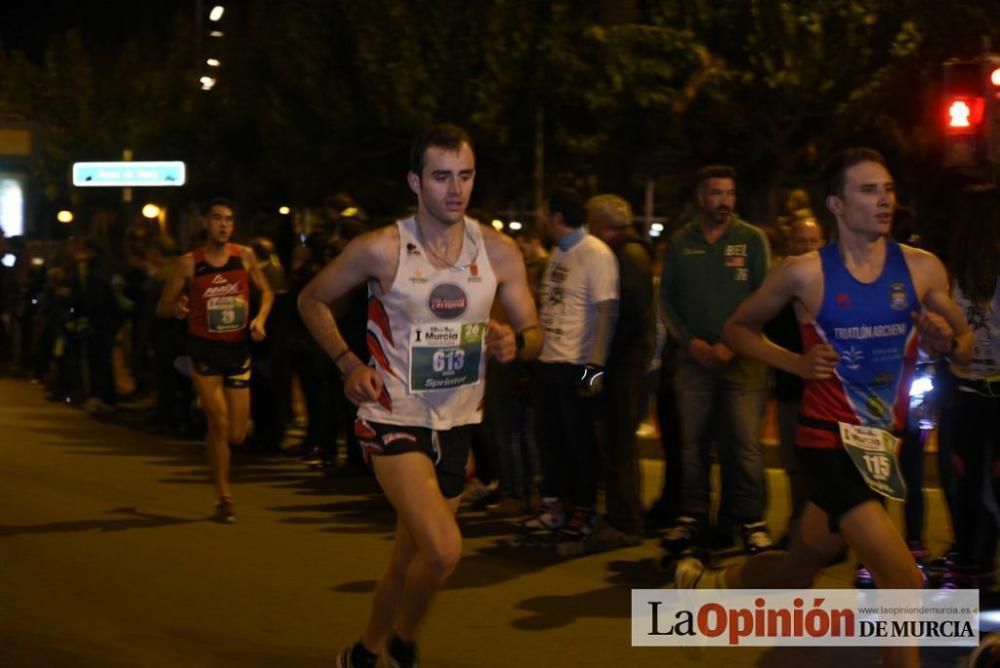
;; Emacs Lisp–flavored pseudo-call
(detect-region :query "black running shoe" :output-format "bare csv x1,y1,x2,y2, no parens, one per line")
385,634,418,668
214,498,236,524
661,516,701,553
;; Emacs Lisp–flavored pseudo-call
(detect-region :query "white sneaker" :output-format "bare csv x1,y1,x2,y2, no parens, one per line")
740,521,774,554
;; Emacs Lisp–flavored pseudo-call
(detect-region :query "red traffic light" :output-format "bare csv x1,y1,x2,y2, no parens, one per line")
945,96,984,132
949,100,972,127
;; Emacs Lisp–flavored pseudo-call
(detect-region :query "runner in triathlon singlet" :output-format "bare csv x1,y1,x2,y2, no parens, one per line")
674,149,972,668
793,240,921,519
298,124,541,668
157,198,273,523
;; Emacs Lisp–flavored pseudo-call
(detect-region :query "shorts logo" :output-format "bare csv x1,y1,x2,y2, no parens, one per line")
889,283,909,311
428,283,468,319
358,440,382,463
383,431,418,445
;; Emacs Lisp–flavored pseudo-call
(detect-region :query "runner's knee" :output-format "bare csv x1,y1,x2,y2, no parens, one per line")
208,413,229,438
229,424,247,446
422,530,462,582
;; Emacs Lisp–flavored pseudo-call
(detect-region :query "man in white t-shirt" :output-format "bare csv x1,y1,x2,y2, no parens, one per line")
519,187,619,544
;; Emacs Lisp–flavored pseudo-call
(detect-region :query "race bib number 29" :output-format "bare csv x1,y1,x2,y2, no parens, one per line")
207,296,247,333
409,322,485,393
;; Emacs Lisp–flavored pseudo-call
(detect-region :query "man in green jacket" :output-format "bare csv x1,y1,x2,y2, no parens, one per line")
660,164,774,554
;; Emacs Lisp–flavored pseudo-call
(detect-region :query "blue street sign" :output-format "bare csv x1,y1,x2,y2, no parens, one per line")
72,161,186,187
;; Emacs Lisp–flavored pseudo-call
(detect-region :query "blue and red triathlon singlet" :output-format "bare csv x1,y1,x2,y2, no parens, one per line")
796,241,920,450
187,244,250,344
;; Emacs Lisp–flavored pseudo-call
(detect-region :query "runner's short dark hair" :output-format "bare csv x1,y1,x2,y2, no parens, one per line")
822,148,888,198
410,123,474,176
201,197,237,217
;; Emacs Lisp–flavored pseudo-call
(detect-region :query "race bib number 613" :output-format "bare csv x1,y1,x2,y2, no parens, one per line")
408,322,485,393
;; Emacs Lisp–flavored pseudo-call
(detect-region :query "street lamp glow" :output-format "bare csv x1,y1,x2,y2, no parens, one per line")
278,206,291,215
651,222,664,232
509,221,522,231
200,76,216,90
57,210,74,223
209,30,224,38
142,204,161,219
209,5,225,21
207,58,220,67
491,219,504,231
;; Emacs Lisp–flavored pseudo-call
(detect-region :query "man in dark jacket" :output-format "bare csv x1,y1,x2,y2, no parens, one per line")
584,194,655,550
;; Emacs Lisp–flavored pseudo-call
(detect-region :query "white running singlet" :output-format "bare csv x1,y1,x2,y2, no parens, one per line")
358,216,498,430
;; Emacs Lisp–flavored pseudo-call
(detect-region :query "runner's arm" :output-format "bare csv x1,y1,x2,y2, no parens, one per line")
298,230,384,375
723,256,824,377
243,246,274,325
489,229,542,361
914,251,973,365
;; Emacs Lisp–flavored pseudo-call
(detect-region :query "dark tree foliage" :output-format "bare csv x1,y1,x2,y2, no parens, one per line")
1,0,999,224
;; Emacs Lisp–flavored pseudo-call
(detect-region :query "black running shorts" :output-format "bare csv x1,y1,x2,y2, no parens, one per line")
354,418,472,499
187,336,251,388
797,446,883,533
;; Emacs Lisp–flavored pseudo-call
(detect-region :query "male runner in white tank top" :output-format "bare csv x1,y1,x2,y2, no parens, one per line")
299,124,542,668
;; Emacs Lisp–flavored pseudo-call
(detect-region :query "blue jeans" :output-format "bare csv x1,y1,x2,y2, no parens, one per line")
674,356,768,522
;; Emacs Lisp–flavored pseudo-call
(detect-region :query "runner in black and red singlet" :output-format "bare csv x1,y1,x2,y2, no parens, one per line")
157,198,273,523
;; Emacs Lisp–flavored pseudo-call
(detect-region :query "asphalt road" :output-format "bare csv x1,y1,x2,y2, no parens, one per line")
0,378,974,667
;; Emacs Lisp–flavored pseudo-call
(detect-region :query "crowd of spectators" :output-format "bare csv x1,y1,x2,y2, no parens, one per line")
0,178,996,581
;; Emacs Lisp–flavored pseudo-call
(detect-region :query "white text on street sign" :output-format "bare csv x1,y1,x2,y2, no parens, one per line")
72,161,186,187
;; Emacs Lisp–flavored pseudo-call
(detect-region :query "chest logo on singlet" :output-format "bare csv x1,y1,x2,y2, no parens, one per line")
842,346,864,370
866,395,889,418
889,283,909,311
428,283,468,319
467,262,482,283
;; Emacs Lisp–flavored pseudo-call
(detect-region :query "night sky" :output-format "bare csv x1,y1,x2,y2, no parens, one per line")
0,1,191,63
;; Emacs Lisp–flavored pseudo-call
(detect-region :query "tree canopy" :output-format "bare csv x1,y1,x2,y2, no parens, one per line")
1,0,998,225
